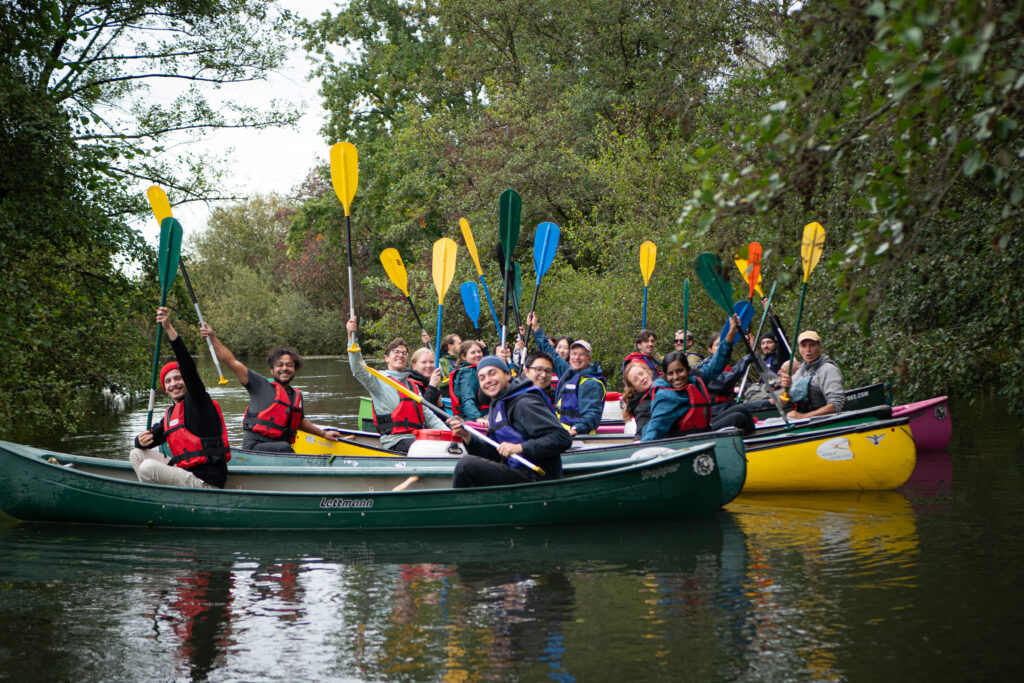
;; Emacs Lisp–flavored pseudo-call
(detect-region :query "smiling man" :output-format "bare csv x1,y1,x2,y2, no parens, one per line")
527,311,607,436
131,307,230,488
448,355,572,487
622,329,661,375
779,331,845,419
204,324,343,452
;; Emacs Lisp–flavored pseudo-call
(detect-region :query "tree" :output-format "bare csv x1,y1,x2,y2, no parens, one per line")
1,1,297,434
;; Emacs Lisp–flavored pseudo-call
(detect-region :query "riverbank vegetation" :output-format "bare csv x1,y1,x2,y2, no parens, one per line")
2,0,1021,435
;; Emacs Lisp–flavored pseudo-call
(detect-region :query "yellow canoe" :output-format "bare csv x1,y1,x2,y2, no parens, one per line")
742,418,917,492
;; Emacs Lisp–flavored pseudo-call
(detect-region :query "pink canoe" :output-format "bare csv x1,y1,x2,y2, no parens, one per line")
892,396,951,451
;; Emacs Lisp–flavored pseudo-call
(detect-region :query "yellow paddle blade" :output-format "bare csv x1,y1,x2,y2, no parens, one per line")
329,142,359,216
639,241,657,285
362,362,423,405
801,222,826,282
146,186,172,225
459,218,484,275
432,237,458,304
380,248,410,296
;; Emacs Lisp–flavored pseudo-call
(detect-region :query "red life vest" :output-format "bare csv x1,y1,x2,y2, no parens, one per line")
448,364,490,417
373,376,427,436
163,400,231,468
711,364,733,404
243,382,303,444
650,376,713,435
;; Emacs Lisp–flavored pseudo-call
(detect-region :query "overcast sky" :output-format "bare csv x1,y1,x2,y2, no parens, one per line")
136,1,341,246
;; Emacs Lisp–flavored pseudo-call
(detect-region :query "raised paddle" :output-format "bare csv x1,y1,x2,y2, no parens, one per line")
746,242,763,304
431,237,458,365
361,361,545,476
695,252,790,425
498,189,522,346
329,141,360,352
146,186,228,386
639,240,657,329
460,281,481,331
459,218,500,332
781,222,826,402
529,221,560,315
734,246,765,301
146,217,183,428
380,247,430,348
495,244,525,343
737,280,779,401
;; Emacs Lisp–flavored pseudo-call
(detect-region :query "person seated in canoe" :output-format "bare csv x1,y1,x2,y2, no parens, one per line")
523,350,557,402
346,317,449,453
448,355,572,487
131,307,230,489
438,333,462,380
622,329,661,376
203,325,343,452
527,312,606,436
450,340,490,420
673,328,704,368
552,336,574,362
621,361,657,440
641,314,755,441
696,331,757,415
408,347,445,409
778,331,846,419
759,331,789,375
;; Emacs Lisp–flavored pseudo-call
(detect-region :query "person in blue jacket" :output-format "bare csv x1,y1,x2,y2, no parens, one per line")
526,311,606,436
641,313,754,441
448,356,572,487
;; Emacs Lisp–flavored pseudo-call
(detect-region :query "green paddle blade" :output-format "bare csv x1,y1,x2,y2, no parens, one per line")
158,217,183,303
498,189,521,270
694,252,734,314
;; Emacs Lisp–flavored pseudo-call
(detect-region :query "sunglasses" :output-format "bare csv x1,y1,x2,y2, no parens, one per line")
674,338,687,344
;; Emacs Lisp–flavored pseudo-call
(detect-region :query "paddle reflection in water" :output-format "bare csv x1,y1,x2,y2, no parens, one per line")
0,518,752,681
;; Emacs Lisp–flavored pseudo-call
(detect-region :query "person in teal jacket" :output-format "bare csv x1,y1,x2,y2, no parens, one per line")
450,340,489,420
526,312,606,435
642,313,753,441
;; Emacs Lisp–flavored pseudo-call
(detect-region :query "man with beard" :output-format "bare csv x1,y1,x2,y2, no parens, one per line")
203,325,343,452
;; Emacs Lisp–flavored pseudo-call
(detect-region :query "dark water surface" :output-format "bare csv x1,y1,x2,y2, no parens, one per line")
2,358,1024,681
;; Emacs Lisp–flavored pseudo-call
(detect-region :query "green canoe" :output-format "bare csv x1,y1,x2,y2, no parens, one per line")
0,439,730,530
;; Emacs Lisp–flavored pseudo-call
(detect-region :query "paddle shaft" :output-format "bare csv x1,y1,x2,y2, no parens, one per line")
733,316,791,427
781,282,809,400
345,214,357,349
642,286,649,329
179,259,228,383
406,297,431,349
434,304,444,366
736,281,778,401
478,274,500,333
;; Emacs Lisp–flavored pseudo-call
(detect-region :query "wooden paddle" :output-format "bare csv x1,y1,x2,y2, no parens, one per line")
498,189,522,346
695,252,790,425
529,221,560,315
459,218,500,333
361,361,545,476
146,186,228,385
431,238,458,365
146,217,183,428
459,281,481,331
639,240,657,329
781,222,826,401
329,141,360,352
380,247,430,347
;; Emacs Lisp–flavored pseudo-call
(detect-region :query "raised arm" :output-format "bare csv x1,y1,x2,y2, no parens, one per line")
201,322,249,385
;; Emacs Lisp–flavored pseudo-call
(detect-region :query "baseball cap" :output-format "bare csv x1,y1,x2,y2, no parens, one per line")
797,330,820,343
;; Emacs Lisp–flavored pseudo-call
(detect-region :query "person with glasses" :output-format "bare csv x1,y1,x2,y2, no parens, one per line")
673,329,704,368
622,329,661,376
346,316,447,453
523,351,557,401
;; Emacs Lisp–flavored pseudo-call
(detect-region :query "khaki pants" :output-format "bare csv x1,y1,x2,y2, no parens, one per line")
129,448,214,489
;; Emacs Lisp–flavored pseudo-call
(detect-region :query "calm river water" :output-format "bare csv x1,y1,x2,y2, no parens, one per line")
2,357,1023,681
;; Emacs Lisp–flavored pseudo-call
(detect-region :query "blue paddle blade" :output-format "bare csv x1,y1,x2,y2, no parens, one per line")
532,221,560,279
460,281,481,328
719,301,756,342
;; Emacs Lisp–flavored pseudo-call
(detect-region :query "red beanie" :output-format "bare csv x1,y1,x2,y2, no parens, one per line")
159,361,180,391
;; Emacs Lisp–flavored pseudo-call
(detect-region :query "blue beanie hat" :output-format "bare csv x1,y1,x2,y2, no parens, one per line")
476,355,510,374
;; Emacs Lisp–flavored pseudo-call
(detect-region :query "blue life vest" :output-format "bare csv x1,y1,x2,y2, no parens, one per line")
554,370,606,427
488,383,557,468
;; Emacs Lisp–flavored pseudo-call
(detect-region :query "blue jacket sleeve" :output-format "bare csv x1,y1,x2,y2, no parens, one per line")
532,328,570,379
695,337,735,383
641,383,688,442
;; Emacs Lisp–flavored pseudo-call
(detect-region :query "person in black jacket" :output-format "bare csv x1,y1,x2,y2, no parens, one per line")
448,355,572,488
131,307,230,488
